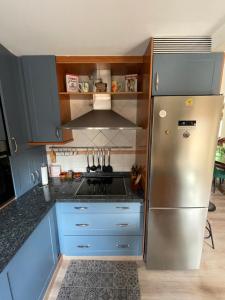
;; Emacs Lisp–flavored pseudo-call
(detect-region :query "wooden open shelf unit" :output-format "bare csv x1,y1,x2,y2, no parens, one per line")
55,39,153,191
56,56,144,95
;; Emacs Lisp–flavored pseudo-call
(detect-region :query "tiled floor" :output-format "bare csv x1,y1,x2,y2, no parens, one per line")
45,190,225,300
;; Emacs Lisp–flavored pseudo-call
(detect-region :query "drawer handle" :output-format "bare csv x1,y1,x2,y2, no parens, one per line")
116,223,129,227
116,206,130,210
116,243,130,248
75,224,90,227
77,245,91,248
74,207,88,210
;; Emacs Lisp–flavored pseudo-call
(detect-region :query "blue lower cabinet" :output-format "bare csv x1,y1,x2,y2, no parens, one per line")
6,207,59,300
0,270,12,300
56,202,144,256
61,235,143,256
57,202,144,214
59,213,144,236
49,206,60,263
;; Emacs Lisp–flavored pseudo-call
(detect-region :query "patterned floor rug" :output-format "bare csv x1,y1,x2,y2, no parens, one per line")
57,260,141,300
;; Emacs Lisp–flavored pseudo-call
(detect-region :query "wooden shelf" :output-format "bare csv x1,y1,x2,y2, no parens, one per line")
59,91,143,100
28,140,73,146
56,56,143,64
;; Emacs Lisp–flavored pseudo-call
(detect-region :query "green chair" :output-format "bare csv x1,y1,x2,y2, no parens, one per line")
213,167,225,192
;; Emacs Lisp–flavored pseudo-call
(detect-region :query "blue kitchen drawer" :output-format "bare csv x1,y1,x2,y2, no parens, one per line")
60,235,143,256
58,213,144,236
56,202,143,214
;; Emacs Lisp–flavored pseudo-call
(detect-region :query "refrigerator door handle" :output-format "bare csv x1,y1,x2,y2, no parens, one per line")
155,72,159,91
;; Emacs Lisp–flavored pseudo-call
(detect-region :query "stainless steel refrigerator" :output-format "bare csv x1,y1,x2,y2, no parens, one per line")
146,95,223,270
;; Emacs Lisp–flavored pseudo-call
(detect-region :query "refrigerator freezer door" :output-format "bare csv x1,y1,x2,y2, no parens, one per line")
146,208,207,269
149,95,223,208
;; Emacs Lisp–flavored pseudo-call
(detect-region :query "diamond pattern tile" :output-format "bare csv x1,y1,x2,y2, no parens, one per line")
101,129,119,140
47,99,137,172
92,132,109,146
111,131,131,147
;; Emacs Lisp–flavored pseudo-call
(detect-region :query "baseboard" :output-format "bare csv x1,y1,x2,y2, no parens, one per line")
62,255,143,261
43,255,63,300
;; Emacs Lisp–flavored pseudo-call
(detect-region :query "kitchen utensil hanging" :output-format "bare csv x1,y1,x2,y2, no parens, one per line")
86,149,91,173
96,149,101,172
90,150,97,172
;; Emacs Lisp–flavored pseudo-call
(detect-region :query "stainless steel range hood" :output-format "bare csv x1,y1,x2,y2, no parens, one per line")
62,109,140,130
62,93,141,130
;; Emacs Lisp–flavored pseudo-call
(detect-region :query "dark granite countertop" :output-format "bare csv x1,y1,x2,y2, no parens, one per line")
0,188,55,273
51,174,144,202
0,173,143,273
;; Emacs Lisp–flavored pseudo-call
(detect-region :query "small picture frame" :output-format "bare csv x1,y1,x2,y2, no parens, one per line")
125,74,138,92
66,74,79,92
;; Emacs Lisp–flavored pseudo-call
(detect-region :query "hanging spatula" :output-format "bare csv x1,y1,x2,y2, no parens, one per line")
105,149,113,173
49,149,56,163
96,149,101,172
86,149,91,173
102,149,107,172
90,149,97,172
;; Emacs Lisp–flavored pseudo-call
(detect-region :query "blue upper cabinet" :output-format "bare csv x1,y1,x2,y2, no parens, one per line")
20,56,72,143
0,106,6,141
0,45,29,154
152,53,224,96
10,146,46,197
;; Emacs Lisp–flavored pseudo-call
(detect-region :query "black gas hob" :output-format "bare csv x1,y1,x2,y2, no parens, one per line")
75,177,127,196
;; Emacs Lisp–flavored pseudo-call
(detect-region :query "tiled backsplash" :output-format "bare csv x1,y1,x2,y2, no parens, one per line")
46,98,137,172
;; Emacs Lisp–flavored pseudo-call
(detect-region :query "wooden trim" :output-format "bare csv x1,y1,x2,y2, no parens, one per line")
59,91,143,101
56,56,144,64
46,149,144,155
43,255,63,300
28,140,73,146
134,38,154,259
59,91,143,96
0,197,16,210
142,38,154,261
219,54,225,92
62,255,143,261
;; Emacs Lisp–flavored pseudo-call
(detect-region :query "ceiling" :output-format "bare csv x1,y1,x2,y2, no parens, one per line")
0,0,225,56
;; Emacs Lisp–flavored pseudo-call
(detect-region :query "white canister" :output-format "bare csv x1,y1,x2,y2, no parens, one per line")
41,164,48,185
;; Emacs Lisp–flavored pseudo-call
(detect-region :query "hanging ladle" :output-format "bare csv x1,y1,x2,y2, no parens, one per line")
96,149,101,172
90,149,97,172
86,149,91,173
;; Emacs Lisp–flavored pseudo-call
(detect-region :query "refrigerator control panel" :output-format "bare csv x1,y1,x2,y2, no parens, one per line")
178,120,196,127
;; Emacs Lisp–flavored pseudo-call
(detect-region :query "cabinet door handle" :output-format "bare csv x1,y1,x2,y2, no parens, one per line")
77,245,91,248
116,206,130,210
35,170,40,181
31,172,36,184
74,207,88,210
116,243,130,248
116,223,129,227
155,72,159,91
75,224,90,227
55,128,60,140
11,137,18,153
